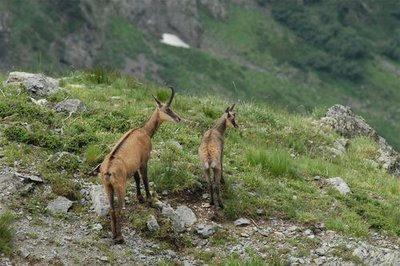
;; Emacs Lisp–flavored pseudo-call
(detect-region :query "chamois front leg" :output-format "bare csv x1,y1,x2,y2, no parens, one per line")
104,184,117,240
140,164,152,204
114,184,126,244
134,171,144,203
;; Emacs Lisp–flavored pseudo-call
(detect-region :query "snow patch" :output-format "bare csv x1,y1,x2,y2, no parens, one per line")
160,33,190,48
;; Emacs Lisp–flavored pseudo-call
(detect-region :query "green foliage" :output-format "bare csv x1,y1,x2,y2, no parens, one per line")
0,210,14,255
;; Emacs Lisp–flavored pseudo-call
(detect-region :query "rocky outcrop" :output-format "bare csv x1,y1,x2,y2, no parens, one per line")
4,72,61,97
320,104,400,176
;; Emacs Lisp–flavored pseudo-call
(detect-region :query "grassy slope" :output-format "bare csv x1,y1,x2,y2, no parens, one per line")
1,1,400,152
1,71,400,247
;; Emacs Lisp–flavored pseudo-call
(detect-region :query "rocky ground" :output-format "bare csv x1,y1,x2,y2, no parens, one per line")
1,160,400,266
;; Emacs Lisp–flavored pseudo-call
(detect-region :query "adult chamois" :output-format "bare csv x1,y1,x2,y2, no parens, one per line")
100,87,181,244
199,104,237,209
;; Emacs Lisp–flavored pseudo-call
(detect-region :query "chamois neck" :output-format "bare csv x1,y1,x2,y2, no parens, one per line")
143,109,162,138
213,115,227,134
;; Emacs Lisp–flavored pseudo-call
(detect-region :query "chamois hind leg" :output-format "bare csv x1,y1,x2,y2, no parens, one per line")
213,167,224,209
134,171,144,203
104,184,117,241
203,167,214,206
140,164,152,204
113,184,126,244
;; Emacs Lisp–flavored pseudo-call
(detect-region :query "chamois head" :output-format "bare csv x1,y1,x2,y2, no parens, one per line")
225,104,238,128
152,86,182,123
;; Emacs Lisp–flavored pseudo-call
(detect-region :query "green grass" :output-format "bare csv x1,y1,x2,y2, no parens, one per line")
1,70,400,243
0,210,14,255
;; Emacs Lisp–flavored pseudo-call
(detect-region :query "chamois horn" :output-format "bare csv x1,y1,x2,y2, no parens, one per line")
167,86,175,107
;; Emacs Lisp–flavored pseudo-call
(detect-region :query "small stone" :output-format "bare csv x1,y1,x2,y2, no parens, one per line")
161,205,175,218
99,256,108,262
202,203,211,208
234,218,251,227
304,229,313,235
46,196,73,214
15,172,43,183
175,205,197,227
19,247,30,258
196,224,215,238
165,250,177,258
55,99,86,113
92,223,103,231
147,215,160,232
202,193,209,200
327,177,351,194
240,233,250,238
256,209,264,216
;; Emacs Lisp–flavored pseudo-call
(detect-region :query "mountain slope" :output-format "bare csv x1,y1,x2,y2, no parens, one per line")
1,71,400,264
0,0,400,150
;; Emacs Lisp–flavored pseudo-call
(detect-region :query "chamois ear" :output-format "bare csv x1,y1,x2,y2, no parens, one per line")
225,106,230,113
152,95,162,107
229,104,235,111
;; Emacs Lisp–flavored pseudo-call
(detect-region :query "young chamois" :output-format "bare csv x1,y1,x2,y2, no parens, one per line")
100,87,181,244
199,104,238,209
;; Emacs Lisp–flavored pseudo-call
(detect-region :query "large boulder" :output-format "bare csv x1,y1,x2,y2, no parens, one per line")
320,105,400,176
4,72,60,97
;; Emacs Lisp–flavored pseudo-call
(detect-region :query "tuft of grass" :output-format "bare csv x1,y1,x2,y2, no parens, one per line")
246,148,298,178
0,210,14,255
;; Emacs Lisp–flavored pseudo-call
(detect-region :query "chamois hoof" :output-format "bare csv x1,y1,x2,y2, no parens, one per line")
137,195,145,203
113,236,125,244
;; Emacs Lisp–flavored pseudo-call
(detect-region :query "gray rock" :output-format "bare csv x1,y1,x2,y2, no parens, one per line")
256,209,265,216
171,215,186,233
320,104,400,176
46,196,73,213
327,177,351,194
14,172,43,183
90,185,109,216
175,205,197,227
92,223,103,231
196,224,215,238
234,218,251,227
147,215,160,232
161,205,175,218
18,247,30,258
4,72,60,96
54,99,87,113
30,97,48,106
165,249,177,258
